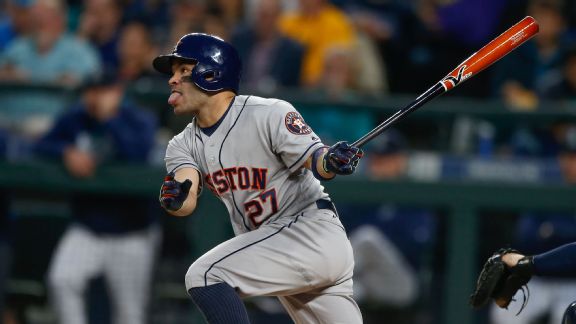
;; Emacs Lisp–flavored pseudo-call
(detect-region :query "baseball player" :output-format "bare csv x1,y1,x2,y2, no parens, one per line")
154,33,364,323
491,243,576,324
36,74,160,324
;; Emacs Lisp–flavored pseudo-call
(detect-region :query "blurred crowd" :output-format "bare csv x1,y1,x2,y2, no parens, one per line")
1,0,576,323
1,0,576,152
1,0,576,164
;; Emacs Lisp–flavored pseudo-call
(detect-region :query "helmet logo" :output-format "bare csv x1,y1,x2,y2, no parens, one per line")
285,112,312,135
210,50,224,64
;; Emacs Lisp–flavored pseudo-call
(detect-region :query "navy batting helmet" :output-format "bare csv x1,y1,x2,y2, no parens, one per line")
153,33,242,93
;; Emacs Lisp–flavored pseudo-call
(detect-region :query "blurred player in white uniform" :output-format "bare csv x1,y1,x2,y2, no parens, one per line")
36,75,160,324
154,33,365,323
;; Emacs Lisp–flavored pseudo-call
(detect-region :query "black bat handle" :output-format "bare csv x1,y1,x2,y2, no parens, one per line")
352,82,446,148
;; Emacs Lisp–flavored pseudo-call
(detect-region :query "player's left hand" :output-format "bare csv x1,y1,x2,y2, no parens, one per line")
159,172,192,211
323,141,364,175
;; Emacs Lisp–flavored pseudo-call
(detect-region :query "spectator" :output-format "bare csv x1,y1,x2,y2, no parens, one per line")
76,0,124,74
300,44,373,144
384,0,471,95
279,0,357,87
120,0,169,31
0,0,100,86
159,0,206,52
211,0,244,31
315,45,358,99
34,73,160,324
244,0,297,23
540,46,576,100
231,0,304,93
348,28,389,95
116,20,158,82
201,3,231,40
364,129,409,179
339,0,408,94
0,0,101,135
0,0,32,52
492,0,571,110
340,0,398,48
157,0,232,49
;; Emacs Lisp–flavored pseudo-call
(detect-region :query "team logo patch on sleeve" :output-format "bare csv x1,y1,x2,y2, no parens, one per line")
285,112,312,135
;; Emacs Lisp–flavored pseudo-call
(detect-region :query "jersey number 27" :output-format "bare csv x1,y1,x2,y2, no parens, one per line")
244,188,278,227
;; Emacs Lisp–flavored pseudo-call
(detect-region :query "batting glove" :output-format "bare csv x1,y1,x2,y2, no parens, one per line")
159,172,192,211
323,141,364,175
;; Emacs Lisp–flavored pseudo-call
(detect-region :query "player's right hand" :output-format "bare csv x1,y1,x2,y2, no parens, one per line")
159,172,192,211
323,141,364,175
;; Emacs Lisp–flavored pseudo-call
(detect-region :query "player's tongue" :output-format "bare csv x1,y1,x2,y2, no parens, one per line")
168,92,182,105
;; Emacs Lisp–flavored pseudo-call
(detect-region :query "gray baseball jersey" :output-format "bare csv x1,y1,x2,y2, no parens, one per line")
165,95,362,323
165,95,329,235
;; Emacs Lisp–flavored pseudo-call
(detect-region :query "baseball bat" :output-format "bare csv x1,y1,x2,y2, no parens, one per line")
352,16,539,148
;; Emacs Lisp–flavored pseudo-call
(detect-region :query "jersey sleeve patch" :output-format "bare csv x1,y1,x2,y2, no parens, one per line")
284,111,312,135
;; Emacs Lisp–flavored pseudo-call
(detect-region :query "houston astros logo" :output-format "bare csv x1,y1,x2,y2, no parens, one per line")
285,112,312,135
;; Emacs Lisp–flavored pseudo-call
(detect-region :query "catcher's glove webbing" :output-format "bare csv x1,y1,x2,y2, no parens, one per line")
469,248,534,315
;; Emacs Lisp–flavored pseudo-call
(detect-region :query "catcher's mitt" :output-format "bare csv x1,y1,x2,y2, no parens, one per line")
469,248,534,315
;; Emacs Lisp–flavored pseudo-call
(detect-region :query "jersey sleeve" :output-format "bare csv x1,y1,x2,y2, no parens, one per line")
165,128,200,173
268,100,324,173
165,128,204,195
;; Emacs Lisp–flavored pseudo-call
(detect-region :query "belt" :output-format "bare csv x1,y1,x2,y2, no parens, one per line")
316,199,337,215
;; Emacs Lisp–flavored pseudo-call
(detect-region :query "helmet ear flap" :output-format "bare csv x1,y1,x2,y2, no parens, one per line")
192,68,226,91
202,70,220,82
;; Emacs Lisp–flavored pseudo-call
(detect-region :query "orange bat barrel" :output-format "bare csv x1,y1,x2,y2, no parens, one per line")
440,16,540,91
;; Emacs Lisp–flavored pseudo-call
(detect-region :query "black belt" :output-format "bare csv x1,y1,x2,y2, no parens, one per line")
316,199,337,214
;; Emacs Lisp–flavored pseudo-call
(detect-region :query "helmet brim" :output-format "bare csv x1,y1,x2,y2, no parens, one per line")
153,54,198,75
152,55,174,75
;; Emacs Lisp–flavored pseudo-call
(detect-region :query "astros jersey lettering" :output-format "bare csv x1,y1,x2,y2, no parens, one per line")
165,95,329,234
